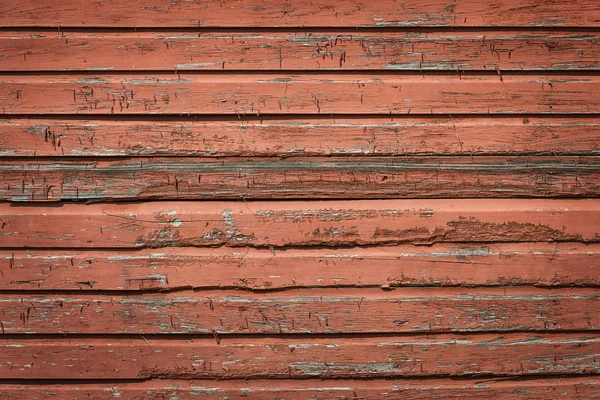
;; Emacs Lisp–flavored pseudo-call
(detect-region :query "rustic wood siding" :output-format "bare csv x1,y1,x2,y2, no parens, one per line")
1,1,600,398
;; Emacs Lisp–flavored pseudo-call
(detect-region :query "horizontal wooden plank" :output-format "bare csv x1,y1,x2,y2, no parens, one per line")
3,31,600,71
2,0,599,27
2,200,599,248
2,117,600,157
1,74,599,115
2,377,600,399
2,156,599,202
1,287,598,334
3,243,599,291
1,333,599,379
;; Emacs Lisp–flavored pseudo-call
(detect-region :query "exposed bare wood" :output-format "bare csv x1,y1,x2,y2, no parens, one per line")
1,200,599,248
2,156,599,202
1,74,599,115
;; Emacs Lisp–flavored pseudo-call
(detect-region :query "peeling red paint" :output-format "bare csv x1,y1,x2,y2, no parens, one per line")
2,243,598,291
2,74,600,114
2,378,599,400
1,334,599,379
1,200,599,248
2,31,600,71
2,0,599,27
1,0,600,393
0,287,598,334
2,156,599,202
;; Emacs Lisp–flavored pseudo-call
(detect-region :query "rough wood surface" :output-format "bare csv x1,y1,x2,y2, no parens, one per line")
1,334,599,379
2,74,600,115
0,287,598,334
2,0,599,27
2,243,598,291
2,117,600,157
1,200,599,248
1,377,599,399
3,156,599,202
3,0,600,390
3,31,600,71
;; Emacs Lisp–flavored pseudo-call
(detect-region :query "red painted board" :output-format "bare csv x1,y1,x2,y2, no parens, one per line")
2,243,599,291
0,287,598,334
2,156,599,202
1,117,599,157
2,31,599,71
1,377,599,399
1,0,599,28
1,333,599,379
1,74,599,115
1,199,599,248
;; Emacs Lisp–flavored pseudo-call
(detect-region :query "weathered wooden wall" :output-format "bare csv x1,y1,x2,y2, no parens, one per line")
1,0,600,398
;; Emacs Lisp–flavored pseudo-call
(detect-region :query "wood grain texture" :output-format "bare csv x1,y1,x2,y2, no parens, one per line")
1,0,599,27
3,156,599,202
2,74,599,115
1,334,599,379
3,31,600,71
1,199,599,248
3,243,598,291
3,117,599,157
1,287,598,334
2,377,600,399
3,0,600,392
